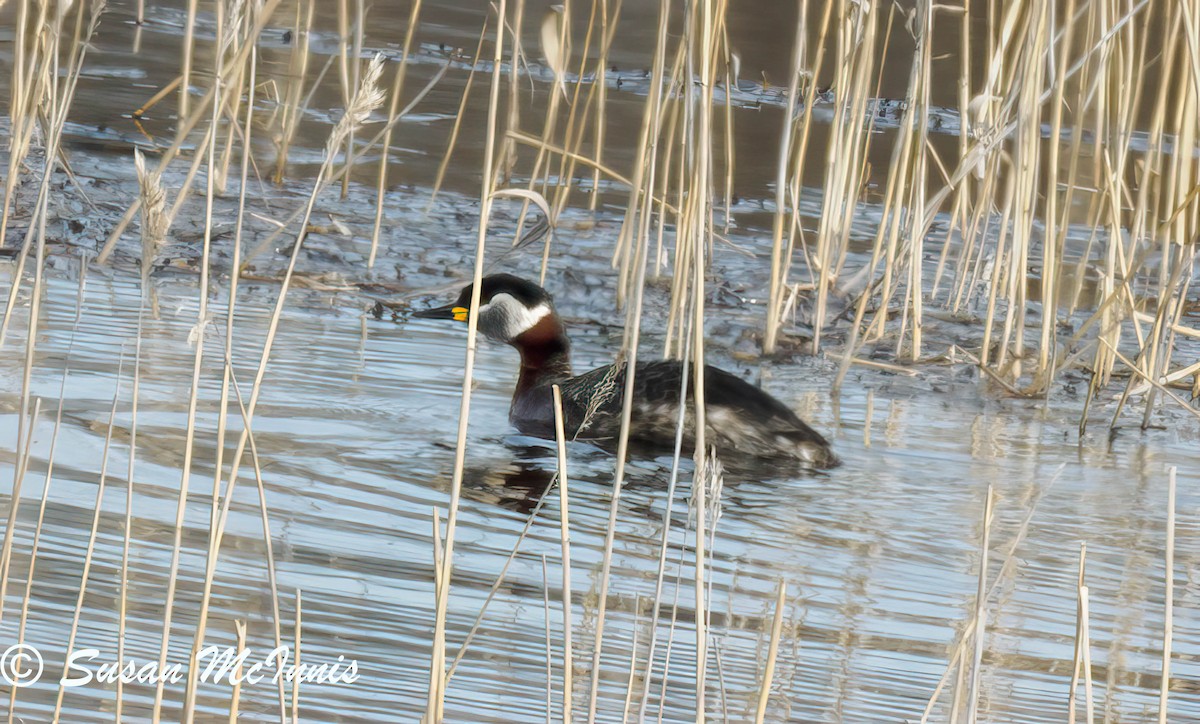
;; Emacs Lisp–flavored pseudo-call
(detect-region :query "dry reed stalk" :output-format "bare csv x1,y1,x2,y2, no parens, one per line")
998,0,1046,380
773,0,834,352
115,295,147,721
1100,340,1200,423
153,5,268,716
613,0,671,307
52,353,125,720
181,52,386,724
930,0,974,302
810,0,877,354
496,0,526,186
134,149,169,286
589,0,613,213
369,0,425,267
920,463,1060,724
545,2,627,280
2,15,101,687
8,266,83,718
214,1,250,194
652,58,683,282
753,580,787,723
227,18,291,715
1157,466,1177,724
662,44,696,356
700,450,725,685
178,40,229,722
336,0,352,199
0,0,100,353
425,3,508,716
0,397,40,628
621,602,643,720
180,0,198,122
636,321,693,722
679,1,730,716
717,35,734,231
553,385,575,722
243,62,449,267
592,8,708,721
543,0,626,281
348,0,366,200
584,124,655,724
95,0,284,264
273,0,316,183
229,620,248,722
443,478,555,682
542,554,554,722
426,18,491,210
0,0,37,254
291,589,303,722
517,0,627,281
585,13,684,717
1038,0,1079,380
1068,542,1093,724
965,485,994,724
502,1,570,283
762,6,807,354
1079,584,1094,721
833,0,928,388
863,388,873,447
226,360,291,719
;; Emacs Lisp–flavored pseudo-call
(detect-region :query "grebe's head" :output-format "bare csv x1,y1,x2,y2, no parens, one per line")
413,274,556,344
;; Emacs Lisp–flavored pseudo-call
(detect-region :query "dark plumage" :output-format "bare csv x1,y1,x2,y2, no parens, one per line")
415,274,837,467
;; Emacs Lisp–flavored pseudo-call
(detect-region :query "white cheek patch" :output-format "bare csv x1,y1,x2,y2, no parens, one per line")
479,293,552,340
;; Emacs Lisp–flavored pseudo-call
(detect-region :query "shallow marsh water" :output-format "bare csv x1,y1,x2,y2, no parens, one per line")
0,1,1198,722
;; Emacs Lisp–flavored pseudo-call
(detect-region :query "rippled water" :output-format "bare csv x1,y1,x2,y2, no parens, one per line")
1,0,1198,722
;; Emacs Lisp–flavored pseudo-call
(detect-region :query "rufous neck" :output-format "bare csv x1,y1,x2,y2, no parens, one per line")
513,313,572,381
